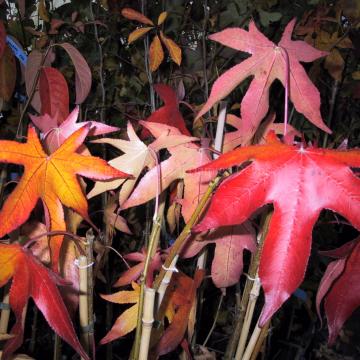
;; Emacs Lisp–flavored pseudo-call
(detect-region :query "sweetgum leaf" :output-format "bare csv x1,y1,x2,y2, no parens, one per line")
123,122,215,222
197,19,330,138
317,238,360,345
182,223,256,288
188,132,360,325
0,126,130,270
141,84,190,137
0,244,89,360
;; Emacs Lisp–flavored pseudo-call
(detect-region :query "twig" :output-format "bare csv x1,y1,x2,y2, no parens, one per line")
89,0,106,122
322,79,339,148
203,293,224,346
53,333,61,360
201,0,210,132
104,246,130,269
141,0,155,112
28,306,39,354
279,46,290,135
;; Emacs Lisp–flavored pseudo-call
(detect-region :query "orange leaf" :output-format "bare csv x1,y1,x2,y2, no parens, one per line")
100,282,140,343
157,11,168,25
155,270,204,356
160,31,182,66
101,304,139,344
0,126,131,270
128,26,153,44
0,244,89,360
0,46,16,102
121,8,154,26
149,35,164,71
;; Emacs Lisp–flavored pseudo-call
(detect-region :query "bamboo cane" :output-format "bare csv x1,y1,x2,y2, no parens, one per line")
139,287,156,360
78,255,90,359
157,255,179,309
234,273,261,359
0,288,10,334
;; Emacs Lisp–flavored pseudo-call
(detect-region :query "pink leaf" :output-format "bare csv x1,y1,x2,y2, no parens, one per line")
25,50,54,113
57,43,92,104
197,19,330,139
182,223,256,288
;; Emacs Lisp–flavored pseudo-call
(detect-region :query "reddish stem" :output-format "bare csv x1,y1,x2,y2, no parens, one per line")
279,46,290,136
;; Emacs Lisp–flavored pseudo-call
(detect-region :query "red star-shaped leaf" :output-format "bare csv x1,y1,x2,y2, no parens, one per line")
189,132,360,325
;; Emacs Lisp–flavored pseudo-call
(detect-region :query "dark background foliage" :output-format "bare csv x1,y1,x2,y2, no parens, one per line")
0,0,359,359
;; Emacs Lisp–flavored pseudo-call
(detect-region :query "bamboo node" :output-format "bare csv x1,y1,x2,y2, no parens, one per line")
161,264,179,272
80,322,94,333
243,273,256,281
0,303,10,310
74,259,95,269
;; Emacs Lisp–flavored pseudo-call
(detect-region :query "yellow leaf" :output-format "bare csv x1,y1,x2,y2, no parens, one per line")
38,0,50,22
100,303,139,343
100,282,140,304
128,26,153,44
157,11,168,25
149,35,164,72
160,31,182,66
121,8,154,26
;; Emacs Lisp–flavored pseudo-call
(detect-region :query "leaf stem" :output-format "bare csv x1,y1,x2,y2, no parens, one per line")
279,46,290,136
203,293,224,346
142,0,156,112
322,79,339,148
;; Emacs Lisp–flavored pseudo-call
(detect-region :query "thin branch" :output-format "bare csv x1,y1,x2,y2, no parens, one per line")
203,293,224,346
